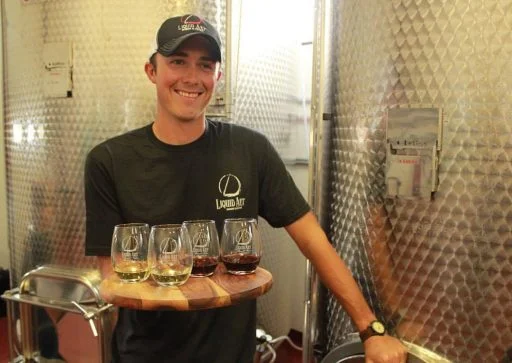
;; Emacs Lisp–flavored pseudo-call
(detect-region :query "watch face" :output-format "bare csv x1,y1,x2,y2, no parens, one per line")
372,321,386,334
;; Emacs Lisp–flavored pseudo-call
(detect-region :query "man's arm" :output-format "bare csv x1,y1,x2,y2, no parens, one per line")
285,211,407,363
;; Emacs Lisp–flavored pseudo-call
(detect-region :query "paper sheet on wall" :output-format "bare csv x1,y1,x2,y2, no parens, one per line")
386,153,433,198
43,42,72,98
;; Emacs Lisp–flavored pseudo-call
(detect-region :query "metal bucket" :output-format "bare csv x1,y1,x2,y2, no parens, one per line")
1,265,115,363
321,334,452,363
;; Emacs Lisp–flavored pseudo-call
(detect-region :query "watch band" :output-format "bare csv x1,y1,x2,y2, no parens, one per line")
359,320,386,342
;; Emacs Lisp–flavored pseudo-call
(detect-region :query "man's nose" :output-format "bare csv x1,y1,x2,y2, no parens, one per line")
182,64,200,83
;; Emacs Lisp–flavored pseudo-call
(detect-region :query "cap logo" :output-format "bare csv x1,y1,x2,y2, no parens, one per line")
178,15,206,33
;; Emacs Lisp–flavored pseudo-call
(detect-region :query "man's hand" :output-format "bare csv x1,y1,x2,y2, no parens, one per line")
364,335,407,363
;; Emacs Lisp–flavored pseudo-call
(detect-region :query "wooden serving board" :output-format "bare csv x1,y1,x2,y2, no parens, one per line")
99,264,273,311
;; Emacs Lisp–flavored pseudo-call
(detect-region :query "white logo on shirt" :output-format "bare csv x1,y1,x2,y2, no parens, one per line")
216,173,246,211
218,174,241,197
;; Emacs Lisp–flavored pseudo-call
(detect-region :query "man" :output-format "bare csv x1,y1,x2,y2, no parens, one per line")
85,14,407,363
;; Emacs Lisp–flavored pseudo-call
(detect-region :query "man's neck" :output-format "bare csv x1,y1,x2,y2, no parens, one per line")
152,115,207,145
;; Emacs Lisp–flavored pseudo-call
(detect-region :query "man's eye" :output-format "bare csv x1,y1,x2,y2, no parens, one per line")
170,59,185,65
200,63,215,71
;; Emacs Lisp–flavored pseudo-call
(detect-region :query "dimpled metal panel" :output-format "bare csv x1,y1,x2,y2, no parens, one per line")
231,0,313,337
323,1,512,362
3,0,226,286
230,0,306,153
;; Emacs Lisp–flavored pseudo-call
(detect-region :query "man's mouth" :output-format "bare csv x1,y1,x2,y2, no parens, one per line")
176,90,202,98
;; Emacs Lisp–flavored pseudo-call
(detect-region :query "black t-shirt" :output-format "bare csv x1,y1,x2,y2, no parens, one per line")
84,120,310,363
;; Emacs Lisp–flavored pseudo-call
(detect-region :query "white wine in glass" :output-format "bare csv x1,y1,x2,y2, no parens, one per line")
149,224,193,287
111,223,150,283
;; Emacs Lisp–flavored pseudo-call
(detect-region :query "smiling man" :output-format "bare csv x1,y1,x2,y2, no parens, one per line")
84,14,407,363
146,15,222,144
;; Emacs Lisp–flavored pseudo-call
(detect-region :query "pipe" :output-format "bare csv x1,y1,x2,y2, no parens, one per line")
303,0,332,361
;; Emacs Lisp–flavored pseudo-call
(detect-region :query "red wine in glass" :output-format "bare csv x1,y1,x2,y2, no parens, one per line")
191,256,218,276
222,253,260,275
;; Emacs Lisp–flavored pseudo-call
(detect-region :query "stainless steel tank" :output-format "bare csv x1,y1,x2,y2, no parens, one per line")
307,0,512,362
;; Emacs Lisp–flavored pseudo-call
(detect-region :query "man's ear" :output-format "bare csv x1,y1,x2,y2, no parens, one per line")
215,62,222,81
145,62,156,84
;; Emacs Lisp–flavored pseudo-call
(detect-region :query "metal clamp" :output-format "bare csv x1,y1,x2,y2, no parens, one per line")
71,301,113,337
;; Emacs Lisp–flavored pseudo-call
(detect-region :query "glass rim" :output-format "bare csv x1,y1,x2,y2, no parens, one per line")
223,218,257,223
182,219,215,224
114,223,149,228
150,223,182,229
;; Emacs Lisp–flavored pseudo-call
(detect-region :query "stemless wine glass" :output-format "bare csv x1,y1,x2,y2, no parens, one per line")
111,223,150,283
220,218,262,275
182,220,220,277
149,224,193,287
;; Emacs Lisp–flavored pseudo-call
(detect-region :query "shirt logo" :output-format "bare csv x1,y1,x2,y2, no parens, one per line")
219,174,241,197
216,173,246,211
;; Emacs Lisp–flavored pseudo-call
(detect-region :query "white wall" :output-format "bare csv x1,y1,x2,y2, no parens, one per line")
0,6,9,269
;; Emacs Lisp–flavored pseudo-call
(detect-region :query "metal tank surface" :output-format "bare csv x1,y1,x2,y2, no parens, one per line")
307,0,512,362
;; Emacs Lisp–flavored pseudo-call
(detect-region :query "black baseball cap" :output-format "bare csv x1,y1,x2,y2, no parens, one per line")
150,14,222,62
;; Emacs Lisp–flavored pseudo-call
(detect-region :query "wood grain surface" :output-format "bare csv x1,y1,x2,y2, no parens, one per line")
99,264,273,311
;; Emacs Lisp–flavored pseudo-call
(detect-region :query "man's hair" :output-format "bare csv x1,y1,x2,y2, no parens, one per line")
148,48,222,73
149,53,157,70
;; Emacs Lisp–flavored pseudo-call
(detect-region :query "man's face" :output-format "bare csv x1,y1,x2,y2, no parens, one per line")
147,35,221,123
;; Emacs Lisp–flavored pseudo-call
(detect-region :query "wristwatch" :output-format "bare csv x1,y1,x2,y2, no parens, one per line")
359,320,386,342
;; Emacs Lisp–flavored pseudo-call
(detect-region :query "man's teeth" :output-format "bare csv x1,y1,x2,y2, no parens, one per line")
177,91,200,98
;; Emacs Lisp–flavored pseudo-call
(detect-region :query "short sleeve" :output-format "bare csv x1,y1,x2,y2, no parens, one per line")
257,136,311,227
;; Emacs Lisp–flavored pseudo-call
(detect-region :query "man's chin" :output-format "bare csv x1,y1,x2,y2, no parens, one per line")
174,112,205,123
